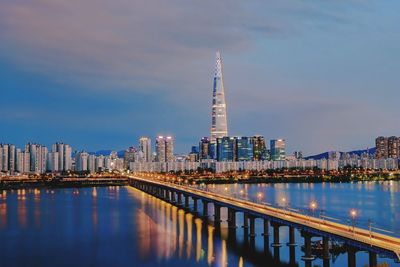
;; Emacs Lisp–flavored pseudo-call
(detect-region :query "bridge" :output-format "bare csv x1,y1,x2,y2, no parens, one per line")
129,175,400,267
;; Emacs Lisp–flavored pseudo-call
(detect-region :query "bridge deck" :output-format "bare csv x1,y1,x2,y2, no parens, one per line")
129,176,400,261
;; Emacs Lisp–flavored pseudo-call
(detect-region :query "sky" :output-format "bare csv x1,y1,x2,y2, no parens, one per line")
0,0,399,155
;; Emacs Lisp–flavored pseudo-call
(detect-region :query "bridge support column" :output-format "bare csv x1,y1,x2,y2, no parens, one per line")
271,222,282,247
171,191,176,203
177,193,182,205
184,195,189,209
243,213,249,229
202,200,209,218
347,247,358,267
287,226,296,246
228,208,236,229
262,219,269,236
369,251,377,267
323,236,330,260
165,190,170,202
193,198,198,213
214,204,221,223
249,216,256,237
301,231,315,261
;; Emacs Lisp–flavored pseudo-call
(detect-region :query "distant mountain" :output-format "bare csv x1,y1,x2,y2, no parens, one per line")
305,148,376,160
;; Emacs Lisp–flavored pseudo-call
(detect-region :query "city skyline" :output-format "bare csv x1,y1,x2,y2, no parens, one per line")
1,1,400,155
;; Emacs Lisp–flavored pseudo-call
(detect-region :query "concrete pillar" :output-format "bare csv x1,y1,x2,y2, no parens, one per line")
301,231,315,261
249,216,256,237
214,204,221,222
289,246,296,265
171,191,176,202
323,236,330,260
347,247,357,267
369,251,377,267
228,208,236,229
243,213,249,229
287,226,296,246
193,198,198,213
271,222,282,247
184,195,189,209
177,193,182,205
202,200,209,218
262,219,269,236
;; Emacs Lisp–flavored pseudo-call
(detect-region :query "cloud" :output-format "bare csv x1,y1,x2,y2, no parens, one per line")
0,0,367,93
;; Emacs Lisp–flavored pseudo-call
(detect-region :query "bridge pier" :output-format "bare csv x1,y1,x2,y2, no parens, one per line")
214,204,221,223
177,193,183,206
287,226,297,246
202,200,209,218
369,251,377,267
271,222,282,247
262,219,269,236
171,191,176,203
289,245,296,265
228,208,237,229
249,216,256,237
184,195,190,209
301,231,315,261
193,198,198,213
323,236,330,260
347,247,358,267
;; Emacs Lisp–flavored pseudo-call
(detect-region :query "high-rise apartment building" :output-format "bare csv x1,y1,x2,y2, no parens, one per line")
375,136,400,159
376,136,388,159
210,51,228,143
139,137,152,162
270,139,286,161
52,143,72,171
388,136,399,159
155,136,174,162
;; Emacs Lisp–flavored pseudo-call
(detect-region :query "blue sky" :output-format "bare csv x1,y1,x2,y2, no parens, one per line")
1,0,399,155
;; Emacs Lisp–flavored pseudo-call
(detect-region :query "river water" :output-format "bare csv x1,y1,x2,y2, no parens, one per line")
0,182,398,267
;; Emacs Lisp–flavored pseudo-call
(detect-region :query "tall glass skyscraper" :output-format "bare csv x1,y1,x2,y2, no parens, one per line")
210,51,228,143
270,139,286,161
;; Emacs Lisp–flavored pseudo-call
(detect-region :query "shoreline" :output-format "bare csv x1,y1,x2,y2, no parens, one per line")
193,176,400,185
0,178,128,190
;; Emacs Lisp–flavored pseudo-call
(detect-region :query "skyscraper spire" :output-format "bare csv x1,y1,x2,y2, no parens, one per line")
210,51,228,143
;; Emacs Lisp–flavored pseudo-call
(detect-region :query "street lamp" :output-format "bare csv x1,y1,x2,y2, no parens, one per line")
257,192,263,203
309,201,317,219
350,209,357,233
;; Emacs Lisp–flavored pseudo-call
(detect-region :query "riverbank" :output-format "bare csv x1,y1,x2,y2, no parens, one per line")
0,177,129,190
193,175,400,185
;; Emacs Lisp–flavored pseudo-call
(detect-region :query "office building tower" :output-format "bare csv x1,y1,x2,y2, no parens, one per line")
236,137,253,161
210,51,228,143
270,139,286,161
216,137,236,161
199,137,212,160
139,137,152,162
252,136,267,161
